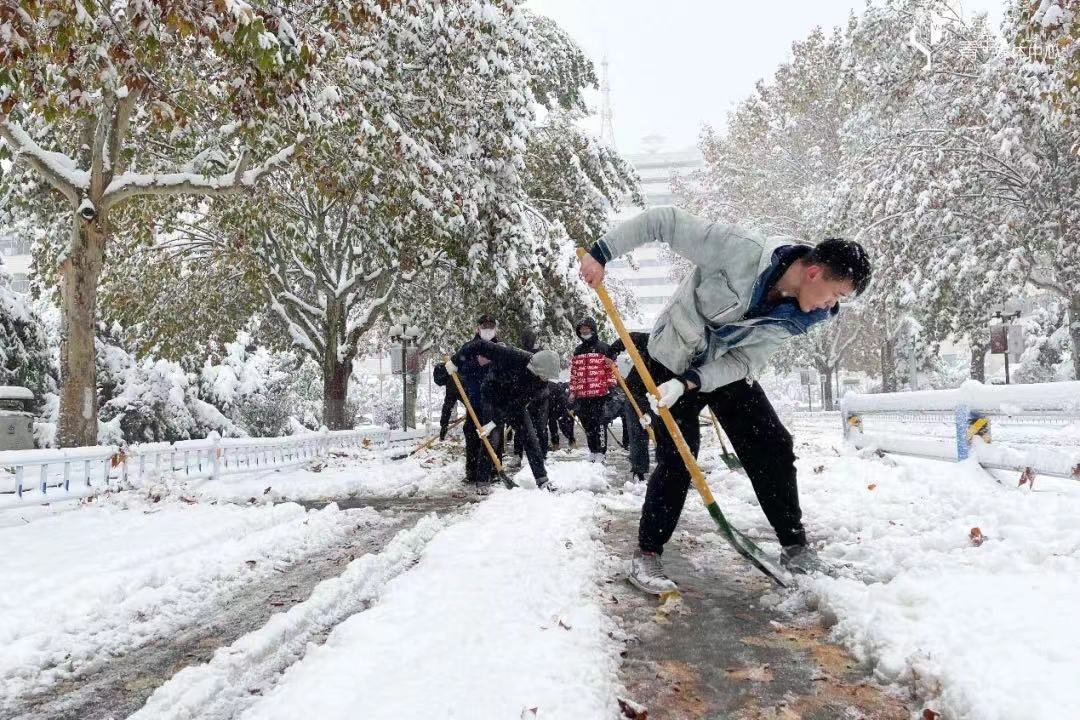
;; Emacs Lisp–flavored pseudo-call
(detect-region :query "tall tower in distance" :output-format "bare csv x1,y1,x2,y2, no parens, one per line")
599,56,616,148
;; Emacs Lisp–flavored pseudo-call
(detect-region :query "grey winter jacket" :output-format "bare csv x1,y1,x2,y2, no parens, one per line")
590,207,830,393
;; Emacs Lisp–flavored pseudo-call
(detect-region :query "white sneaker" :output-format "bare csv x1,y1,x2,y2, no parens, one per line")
627,550,678,595
536,476,558,493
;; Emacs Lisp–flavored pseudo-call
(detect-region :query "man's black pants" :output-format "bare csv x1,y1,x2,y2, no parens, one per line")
494,406,545,481
575,396,608,454
637,357,805,554
549,410,575,446
513,397,549,459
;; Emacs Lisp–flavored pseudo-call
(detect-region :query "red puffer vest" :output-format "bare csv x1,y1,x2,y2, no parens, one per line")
570,353,614,398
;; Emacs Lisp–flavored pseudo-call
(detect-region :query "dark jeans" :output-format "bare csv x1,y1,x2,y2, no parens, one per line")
622,391,650,476
513,397,549,459
549,410,575,445
462,401,501,484
637,356,805,554
495,407,546,481
575,396,608,454
439,391,459,439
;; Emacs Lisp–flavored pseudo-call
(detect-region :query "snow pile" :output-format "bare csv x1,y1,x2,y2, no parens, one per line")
697,434,1080,720
240,491,619,720
513,456,610,493
189,453,465,503
131,513,452,720
0,497,376,707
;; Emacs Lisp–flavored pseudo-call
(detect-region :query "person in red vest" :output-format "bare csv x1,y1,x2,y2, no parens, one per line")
569,317,615,463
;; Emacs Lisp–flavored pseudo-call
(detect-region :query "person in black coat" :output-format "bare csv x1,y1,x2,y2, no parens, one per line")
605,331,653,482
510,328,551,466
455,314,500,484
547,381,576,449
447,338,561,489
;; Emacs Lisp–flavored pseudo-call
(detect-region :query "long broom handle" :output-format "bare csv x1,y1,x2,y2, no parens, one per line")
575,249,718,506
446,359,505,473
612,363,656,444
408,415,465,457
706,407,732,454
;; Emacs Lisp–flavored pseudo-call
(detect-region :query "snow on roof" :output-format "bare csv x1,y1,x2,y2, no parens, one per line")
0,386,33,401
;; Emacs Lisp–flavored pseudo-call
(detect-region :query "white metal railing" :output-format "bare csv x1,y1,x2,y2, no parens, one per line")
841,381,1080,480
0,425,430,510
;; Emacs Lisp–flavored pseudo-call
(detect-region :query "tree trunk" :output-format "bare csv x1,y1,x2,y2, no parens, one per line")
57,216,106,448
880,339,897,393
821,367,835,411
1069,293,1080,381
405,373,418,428
322,357,353,430
970,340,988,383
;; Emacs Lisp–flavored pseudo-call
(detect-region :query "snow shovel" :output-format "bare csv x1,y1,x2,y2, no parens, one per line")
611,363,656,445
446,360,516,490
404,416,466,458
577,248,787,588
706,408,744,471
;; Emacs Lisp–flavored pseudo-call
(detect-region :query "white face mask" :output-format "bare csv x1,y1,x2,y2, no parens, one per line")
579,332,593,341
479,328,497,341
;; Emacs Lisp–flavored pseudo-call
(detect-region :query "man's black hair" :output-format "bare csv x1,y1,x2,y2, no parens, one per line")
806,238,872,296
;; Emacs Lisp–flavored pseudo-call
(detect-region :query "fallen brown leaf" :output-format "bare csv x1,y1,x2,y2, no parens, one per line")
922,710,940,720
970,527,985,547
867,483,877,491
725,664,774,682
617,697,648,719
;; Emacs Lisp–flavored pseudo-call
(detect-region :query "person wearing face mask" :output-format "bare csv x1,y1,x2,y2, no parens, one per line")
578,207,872,593
569,317,615,463
455,314,501,485
446,337,562,490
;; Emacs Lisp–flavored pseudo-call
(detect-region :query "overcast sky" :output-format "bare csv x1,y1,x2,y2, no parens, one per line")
526,0,1007,154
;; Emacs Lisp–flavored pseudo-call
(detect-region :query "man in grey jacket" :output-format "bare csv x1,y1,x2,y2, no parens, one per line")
579,207,872,593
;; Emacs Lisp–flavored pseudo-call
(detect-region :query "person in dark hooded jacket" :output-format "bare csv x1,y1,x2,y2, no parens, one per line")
509,328,551,469
547,381,576,449
455,314,500,484
447,339,562,489
605,331,653,482
569,317,615,463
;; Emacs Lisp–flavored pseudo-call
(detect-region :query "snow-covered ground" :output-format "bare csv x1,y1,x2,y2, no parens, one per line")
238,481,618,720
172,448,465,503
3,424,1078,720
686,430,1080,720
0,493,389,709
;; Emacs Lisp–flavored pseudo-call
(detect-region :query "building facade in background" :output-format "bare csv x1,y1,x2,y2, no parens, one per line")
605,145,703,331
0,234,31,293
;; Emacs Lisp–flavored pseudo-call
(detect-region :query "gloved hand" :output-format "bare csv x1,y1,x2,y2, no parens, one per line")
638,413,652,429
647,379,686,413
616,352,634,378
479,421,496,437
444,359,458,374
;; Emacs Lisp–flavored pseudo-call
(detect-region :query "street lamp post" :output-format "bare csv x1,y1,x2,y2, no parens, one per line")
389,323,421,429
